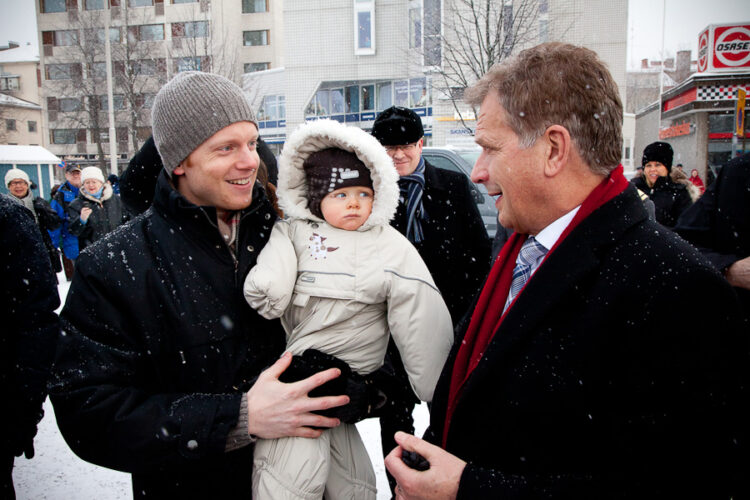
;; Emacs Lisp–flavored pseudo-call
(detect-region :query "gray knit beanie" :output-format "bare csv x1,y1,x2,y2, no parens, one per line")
151,71,257,175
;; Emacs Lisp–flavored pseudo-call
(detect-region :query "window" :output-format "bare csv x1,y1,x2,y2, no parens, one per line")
90,62,107,79
6,119,16,131
54,30,79,46
330,88,345,114
52,129,78,144
175,56,205,72
394,80,409,107
172,21,209,38
45,63,80,80
136,93,156,109
134,59,156,76
409,1,422,49
242,0,268,13
99,95,125,110
709,113,734,133
376,82,392,111
129,0,154,6
361,84,374,111
59,97,82,112
424,0,441,66
244,62,270,73
41,0,66,13
139,24,165,41
258,95,284,121
243,30,269,46
85,0,106,10
0,76,19,91
354,0,375,55
409,77,428,107
28,121,37,133
345,85,359,113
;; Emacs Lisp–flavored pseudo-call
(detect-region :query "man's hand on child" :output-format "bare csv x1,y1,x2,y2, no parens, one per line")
246,352,349,439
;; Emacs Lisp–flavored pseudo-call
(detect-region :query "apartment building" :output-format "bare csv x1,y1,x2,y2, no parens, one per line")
35,0,282,168
0,42,44,146
245,0,628,160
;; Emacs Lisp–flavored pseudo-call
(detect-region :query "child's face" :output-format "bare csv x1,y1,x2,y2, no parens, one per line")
320,185,374,230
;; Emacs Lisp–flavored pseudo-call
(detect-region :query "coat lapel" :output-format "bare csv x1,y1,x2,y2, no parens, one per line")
449,186,648,428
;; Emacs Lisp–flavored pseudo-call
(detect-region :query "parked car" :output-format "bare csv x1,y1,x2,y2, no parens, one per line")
421,146,498,237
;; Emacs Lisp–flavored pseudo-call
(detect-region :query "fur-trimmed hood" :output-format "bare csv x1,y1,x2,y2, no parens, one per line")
277,119,399,231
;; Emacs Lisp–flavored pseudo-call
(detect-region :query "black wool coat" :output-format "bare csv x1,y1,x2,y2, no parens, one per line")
67,187,128,250
0,195,60,458
632,174,692,228
676,152,750,322
49,173,285,498
425,185,748,499
391,161,491,324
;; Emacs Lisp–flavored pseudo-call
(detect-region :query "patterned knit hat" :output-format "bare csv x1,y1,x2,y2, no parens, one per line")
642,141,674,172
151,71,257,176
303,148,373,219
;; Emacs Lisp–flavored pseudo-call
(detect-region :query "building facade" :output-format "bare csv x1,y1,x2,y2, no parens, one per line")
35,0,282,172
0,43,44,147
247,0,629,161
634,23,750,182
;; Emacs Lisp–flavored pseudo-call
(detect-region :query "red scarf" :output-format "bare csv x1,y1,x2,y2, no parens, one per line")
442,165,629,446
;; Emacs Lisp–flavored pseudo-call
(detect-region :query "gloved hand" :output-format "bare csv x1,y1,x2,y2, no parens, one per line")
281,349,386,424
365,354,419,420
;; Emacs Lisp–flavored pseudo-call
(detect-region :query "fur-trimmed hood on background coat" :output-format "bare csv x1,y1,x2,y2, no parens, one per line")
277,119,399,230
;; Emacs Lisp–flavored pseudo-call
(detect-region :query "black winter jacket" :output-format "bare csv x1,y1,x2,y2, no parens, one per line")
426,185,748,498
632,174,692,228
1,194,60,458
67,185,128,250
49,173,285,498
676,152,750,322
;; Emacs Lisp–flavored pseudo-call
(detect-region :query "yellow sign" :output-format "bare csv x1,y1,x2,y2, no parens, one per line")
737,87,746,138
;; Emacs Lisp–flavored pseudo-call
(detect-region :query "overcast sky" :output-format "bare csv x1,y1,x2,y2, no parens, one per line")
0,0,748,68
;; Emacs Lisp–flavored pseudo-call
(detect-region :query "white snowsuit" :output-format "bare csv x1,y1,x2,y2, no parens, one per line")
243,119,454,500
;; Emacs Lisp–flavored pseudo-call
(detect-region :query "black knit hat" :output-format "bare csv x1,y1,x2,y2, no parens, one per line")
303,148,373,219
642,141,674,172
371,106,424,145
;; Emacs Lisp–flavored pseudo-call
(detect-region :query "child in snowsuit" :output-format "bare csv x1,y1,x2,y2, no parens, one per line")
243,119,453,500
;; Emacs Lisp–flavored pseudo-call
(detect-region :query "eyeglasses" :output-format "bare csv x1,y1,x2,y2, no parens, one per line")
8,180,28,186
384,143,419,154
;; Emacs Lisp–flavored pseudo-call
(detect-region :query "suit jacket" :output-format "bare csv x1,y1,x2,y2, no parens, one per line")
391,161,491,324
425,185,748,499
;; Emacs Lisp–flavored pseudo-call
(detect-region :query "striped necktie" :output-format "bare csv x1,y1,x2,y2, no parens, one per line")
398,157,426,243
503,236,548,313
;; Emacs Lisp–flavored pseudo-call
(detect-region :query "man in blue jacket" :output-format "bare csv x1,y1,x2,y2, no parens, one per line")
49,163,81,279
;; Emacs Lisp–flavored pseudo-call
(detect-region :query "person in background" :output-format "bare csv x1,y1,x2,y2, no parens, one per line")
67,166,128,251
689,168,706,195
670,166,701,202
1,194,60,500
370,106,492,494
4,169,62,275
107,173,120,195
631,141,692,227
676,152,750,325
49,163,82,280
385,42,747,500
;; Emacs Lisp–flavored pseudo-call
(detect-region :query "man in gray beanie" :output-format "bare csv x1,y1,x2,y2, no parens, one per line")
50,71,352,499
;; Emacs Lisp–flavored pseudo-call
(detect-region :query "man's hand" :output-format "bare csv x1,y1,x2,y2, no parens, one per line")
726,256,750,290
246,352,350,439
80,207,93,222
385,431,466,500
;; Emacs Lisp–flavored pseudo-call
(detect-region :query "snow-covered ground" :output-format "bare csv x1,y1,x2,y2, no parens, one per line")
12,273,429,499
